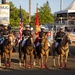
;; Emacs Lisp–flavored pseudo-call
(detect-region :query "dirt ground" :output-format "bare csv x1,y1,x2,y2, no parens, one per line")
0,43,75,75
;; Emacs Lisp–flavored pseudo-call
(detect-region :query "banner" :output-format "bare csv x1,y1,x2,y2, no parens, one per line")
0,4,10,25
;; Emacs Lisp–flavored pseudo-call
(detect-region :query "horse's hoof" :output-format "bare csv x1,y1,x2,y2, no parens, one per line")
24,64,28,68
9,63,11,67
60,63,63,68
30,63,33,68
64,63,67,68
41,64,44,69
5,63,8,68
45,65,48,69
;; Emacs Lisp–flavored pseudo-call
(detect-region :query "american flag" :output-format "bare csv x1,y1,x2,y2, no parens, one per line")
15,5,23,45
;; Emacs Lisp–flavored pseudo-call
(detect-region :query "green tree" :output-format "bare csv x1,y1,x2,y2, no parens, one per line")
32,1,54,25
39,1,54,25
9,2,29,27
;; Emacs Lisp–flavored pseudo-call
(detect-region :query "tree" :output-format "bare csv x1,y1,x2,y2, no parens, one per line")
9,2,29,27
32,1,54,25
39,1,54,25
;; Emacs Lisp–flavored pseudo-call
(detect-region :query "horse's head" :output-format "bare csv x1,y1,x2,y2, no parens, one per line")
41,33,49,47
8,34,15,46
62,33,71,45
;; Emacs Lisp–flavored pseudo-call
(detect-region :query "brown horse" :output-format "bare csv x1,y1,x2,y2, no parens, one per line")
39,33,50,69
3,33,15,67
19,35,35,68
52,33,71,68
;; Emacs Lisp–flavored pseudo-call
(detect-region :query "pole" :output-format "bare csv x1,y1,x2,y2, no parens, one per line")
29,0,31,23
60,0,63,11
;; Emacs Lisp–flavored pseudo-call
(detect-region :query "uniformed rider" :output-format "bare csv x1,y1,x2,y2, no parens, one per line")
55,27,65,48
36,26,45,46
22,25,31,47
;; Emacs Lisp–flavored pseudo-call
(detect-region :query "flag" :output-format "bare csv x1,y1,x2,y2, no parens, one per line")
34,4,40,45
35,4,40,33
19,5,23,40
15,5,23,45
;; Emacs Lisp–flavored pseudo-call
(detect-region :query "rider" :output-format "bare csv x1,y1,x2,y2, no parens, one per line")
36,26,45,46
22,25,31,37
22,25,31,47
55,27,65,48
39,26,45,39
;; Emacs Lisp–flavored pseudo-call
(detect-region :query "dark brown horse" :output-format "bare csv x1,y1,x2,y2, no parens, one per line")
3,33,15,67
0,38,4,66
52,33,71,68
19,35,35,68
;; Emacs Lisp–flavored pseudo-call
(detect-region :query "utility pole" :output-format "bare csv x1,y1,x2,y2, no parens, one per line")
1,0,6,4
60,0,63,10
29,0,31,23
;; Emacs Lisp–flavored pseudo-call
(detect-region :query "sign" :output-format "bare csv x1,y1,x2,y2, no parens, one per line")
0,4,10,25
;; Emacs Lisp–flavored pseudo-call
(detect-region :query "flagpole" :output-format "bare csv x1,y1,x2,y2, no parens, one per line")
29,0,31,23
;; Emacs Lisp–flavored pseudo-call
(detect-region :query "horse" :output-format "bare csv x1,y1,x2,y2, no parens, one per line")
3,33,15,67
38,33,50,69
52,33,71,68
0,37,4,66
19,35,35,68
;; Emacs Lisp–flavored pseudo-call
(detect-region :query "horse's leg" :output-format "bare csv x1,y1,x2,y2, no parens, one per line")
45,51,49,68
40,53,44,69
64,50,69,68
57,55,61,67
19,49,22,66
52,43,56,67
4,52,8,67
9,50,12,67
0,55,1,66
30,52,33,68
58,54,63,68
33,48,36,66
24,54,28,68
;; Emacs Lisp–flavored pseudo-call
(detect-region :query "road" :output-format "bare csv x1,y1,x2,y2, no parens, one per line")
0,43,75,75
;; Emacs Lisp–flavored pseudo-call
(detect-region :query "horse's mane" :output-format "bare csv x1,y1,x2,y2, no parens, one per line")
61,34,69,46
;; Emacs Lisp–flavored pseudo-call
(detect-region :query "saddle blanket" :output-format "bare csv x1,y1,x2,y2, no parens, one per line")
21,38,27,47
36,42,50,47
36,42,40,46
55,42,59,47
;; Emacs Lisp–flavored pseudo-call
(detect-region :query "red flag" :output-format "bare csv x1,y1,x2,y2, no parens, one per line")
35,4,40,33
34,4,40,45
15,5,23,45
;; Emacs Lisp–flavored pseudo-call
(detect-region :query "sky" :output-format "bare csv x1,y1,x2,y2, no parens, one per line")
0,0,74,15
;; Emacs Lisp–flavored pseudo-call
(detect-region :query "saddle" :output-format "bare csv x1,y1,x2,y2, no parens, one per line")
55,44,62,55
